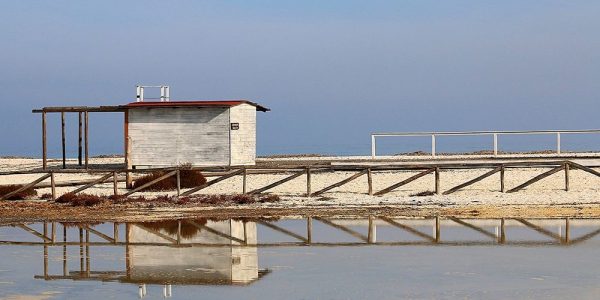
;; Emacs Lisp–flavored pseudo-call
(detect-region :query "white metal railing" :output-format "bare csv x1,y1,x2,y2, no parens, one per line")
136,85,170,102
370,129,600,159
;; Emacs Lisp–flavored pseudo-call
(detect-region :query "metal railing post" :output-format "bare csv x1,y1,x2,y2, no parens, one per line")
493,133,498,156
431,134,436,157
557,132,561,154
371,135,376,159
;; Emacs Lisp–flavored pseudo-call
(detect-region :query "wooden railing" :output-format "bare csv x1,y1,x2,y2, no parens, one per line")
1,160,600,200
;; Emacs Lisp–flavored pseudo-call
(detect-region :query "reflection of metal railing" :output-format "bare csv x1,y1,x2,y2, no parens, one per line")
370,129,600,158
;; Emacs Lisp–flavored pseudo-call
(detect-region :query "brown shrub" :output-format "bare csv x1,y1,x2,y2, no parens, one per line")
56,193,106,206
140,219,208,239
131,167,207,192
231,194,255,204
410,191,435,197
0,185,38,200
40,193,53,200
258,194,281,203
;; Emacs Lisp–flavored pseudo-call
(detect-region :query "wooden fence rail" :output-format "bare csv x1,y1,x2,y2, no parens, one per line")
2,160,600,201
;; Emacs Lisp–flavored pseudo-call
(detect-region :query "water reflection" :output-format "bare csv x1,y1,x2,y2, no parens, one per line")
1,217,600,297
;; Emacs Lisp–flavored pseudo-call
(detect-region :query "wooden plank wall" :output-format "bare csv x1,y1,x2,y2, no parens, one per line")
128,107,230,167
229,104,257,166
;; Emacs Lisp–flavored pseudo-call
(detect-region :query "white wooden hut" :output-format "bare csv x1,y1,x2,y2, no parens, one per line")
124,100,269,168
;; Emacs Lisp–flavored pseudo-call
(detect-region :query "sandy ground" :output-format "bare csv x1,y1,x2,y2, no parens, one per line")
1,157,600,221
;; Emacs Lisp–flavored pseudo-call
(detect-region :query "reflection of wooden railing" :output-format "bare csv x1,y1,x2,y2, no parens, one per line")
3,160,600,200
2,217,599,247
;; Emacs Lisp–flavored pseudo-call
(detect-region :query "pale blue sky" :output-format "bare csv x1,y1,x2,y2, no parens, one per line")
1,1,599,156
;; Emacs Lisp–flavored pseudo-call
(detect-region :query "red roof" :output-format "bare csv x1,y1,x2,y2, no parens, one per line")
124,100,269,112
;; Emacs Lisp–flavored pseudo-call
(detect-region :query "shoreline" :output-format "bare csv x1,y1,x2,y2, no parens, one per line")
2,201,600,223
2,157,600,222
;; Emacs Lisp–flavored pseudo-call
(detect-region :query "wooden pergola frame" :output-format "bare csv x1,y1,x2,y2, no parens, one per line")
32,106,126,170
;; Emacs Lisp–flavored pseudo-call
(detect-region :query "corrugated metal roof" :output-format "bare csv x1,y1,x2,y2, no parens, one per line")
124,100,270,112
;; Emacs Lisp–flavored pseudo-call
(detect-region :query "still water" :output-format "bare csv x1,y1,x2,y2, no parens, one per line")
1,217,600,299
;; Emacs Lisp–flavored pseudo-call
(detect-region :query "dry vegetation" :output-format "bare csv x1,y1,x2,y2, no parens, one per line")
53,192,281,207
132,166,207,192
140,219,208,238
0,184,38,200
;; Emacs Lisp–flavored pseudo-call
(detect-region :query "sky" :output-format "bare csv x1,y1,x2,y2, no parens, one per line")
1,1,599,157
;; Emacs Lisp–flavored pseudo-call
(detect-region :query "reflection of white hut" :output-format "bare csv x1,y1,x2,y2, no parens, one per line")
127,220,261,285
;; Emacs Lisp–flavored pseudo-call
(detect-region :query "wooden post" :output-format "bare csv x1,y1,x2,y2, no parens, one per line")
367,168,373,196
435,167,440,194
79,227,84,273
500,218,506,244
564,163,570,191
242,168,247,194
114,223,119,244
306,167,311,197
62,225,67,276
435,216,440,243
564,217,570,244
113,171,119,196
50,172,56,201
42,112,47,170
85,229,90,276
124,110,132,188
307,216,312,244
368,216,376,244
84,111,89,169
500,165,505,193
78,112,83,166
51,222,56,243
61,112,66,169
176,169,181,196
177,220,182,245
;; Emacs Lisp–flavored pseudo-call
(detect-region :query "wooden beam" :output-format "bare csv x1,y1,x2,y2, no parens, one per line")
186,220,246,244
367,168,373,195
61,112,66,169
42,112,47,170
507,165,565,193
435,167,440,194
50,172,56,200
123,170,177,197
306,167,311,197
180,169,244,196
16,224,52,242
256,220,308,243
568,228,600,245
514,219,561,241
314,217,369,242
443,167,502,195
379,217,435,242
124,110,131,188
242,168,247,194
448,217,497,239
248,171,304,195
568,161,600,177
71,173,114,194
84,112,89,169
81,225,115,243
311,169,368,197
500,166,505,193
78,112,83,166
175,170,180,196
113,171,119,196
564,162,570,191
1,173,51,200
373,168,435,196
133,224,177,244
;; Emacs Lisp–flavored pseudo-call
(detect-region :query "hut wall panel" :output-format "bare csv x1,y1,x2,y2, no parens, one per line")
128,107,231,167
229,104,256,165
